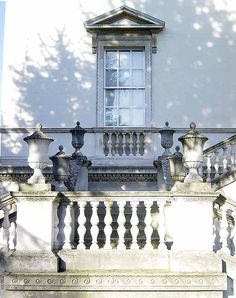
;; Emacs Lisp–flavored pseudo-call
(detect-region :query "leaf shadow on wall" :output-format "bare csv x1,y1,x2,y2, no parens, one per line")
4,28,95,155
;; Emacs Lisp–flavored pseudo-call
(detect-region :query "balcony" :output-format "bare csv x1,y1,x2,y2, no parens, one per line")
0,124,236,193
1,123,235,297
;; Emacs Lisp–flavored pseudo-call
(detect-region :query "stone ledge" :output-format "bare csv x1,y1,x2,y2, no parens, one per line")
18,183,52,192
6,251,59,273
3,272,227,291
57,250,222,273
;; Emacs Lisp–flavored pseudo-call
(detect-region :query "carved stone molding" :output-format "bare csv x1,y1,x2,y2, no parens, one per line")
89,173,156,182
0,173,53,183
0,173,156,183
4,272,226,291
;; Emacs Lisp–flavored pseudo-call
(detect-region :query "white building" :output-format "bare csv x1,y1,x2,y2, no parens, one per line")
0,1,236,297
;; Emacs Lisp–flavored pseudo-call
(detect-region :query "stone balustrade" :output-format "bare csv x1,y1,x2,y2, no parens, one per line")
0,194,17,251
103,129,147,157
213,196,236,256
203,135,236,181
50,191,217,252
55,193,171,251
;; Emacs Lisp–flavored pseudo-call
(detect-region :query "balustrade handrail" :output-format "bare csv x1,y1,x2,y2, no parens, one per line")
214,194,236,209
204,135,236,156
62,191,172,202
1,126,236,134
58,190,215,200
0,193,15,209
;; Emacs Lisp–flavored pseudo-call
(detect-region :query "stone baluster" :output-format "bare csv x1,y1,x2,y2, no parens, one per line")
115,133,119,156
151,205,159,249
77,201,87,249
129,132,134,156
214,150,220,178
90,201,99,250
219,204,230,254
230,143,235,170
2,205,11,251
143,133,147,155
63,202,74,249
117,201,126,250
9,221,16,250
53,201,60,249
103,201,113,249
136,133,141,156
231,209,236,255
143,201,153,250
198,164,203,179
206,154,212,182
103,133,109,156
122,133,126,157
157,201,167,251
0,226,3,248
222,146,228,173
107,132,112,157
130,201,139,249
212,204,219,251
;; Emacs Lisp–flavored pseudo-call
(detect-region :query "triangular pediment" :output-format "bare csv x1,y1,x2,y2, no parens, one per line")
84,5,165,32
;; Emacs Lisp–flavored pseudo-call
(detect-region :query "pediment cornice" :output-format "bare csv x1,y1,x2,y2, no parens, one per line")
84,6,165,53
84,5,165,31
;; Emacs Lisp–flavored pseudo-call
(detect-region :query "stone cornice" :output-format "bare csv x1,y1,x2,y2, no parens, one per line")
0,173,157,183
84,5,165,33
4,272,226,291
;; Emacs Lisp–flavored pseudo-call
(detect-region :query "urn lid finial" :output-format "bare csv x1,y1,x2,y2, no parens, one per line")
70,121,86,133
173,146,183,158
50,145,71,160
190,122,196,131
36,123,43,131
178,122,208,141
159,121,175,133
23,123,54,141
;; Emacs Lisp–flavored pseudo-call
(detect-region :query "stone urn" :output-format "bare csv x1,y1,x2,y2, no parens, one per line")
167,146,186,183
50,145,71,191
178,122,208,182
159,122,175,157
24,123,54,184
70,121,86,158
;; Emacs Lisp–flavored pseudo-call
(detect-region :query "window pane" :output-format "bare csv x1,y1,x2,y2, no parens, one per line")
132,51,144,68
132,90,145,106
119,70,130,87
131,109,145,126
105,108,118,126
119,109,130,126
106,69,117,87
119,51,130,68
119,89,130,107
106,51,117,68
132,69,144,87
105,90,116,106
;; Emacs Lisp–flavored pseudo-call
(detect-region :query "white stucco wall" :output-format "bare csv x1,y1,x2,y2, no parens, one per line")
1,0,236,158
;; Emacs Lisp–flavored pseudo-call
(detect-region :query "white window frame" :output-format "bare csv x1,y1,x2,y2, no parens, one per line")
96,38,152,127
104,49,145,127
